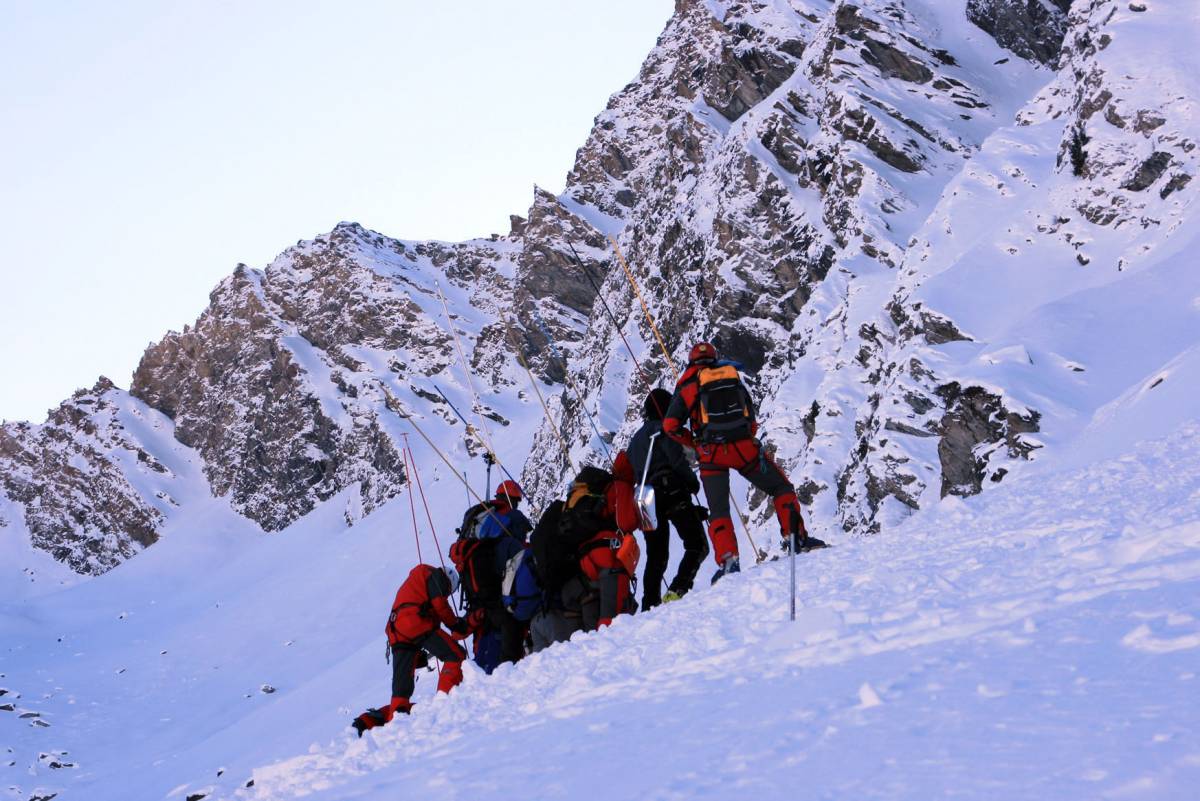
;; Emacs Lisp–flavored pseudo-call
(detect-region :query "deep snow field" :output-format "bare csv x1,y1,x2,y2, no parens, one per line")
3,410,1199,800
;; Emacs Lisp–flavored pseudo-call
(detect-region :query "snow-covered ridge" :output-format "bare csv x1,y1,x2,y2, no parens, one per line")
3,0,1197,583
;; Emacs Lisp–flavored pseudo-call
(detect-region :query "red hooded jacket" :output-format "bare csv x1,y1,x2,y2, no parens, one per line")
385,564,459,645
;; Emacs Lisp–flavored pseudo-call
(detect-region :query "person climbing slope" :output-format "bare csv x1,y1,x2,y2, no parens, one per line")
627,388,709,608
662,342,826,583
564,453,643,628
450,481,529,673
352,564,467,736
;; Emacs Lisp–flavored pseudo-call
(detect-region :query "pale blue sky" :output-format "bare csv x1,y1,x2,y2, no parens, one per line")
0,0,673,422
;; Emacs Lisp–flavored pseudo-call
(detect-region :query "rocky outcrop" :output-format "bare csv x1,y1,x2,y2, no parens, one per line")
967,0,1073,66
0,380,176,574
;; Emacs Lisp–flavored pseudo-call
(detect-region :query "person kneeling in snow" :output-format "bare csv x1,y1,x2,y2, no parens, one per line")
352,564,468,736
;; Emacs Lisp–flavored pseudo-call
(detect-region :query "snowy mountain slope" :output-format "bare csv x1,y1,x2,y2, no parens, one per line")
847,0,1200,523
522,0,1063,532
527,0,1198,543
4,412,1195,800
230,419,1200,801
0,379,213,578
1,2,1198,795
2,215,600,576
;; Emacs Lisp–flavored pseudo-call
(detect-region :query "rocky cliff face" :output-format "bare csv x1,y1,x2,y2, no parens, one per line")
5,0,1197,574
0,379,196,574
967,0,1073,66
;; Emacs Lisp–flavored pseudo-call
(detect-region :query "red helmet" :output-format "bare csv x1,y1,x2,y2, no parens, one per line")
688,342,718,364
495,480,523,501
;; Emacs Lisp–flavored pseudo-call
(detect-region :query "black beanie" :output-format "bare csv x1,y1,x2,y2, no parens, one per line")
643,388,672,420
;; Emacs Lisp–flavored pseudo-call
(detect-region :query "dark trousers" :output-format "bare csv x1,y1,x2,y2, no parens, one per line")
357,628,466,732
641,485,709,608
474,607,527,674
392,629,466,701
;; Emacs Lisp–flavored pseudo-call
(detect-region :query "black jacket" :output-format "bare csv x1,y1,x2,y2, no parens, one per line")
627,419,698,493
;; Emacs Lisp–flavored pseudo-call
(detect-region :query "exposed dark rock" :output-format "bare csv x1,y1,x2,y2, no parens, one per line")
921,311,971,345
966,0,1072,66
1161,173,1192,199
859,38,933,83
705,45,796,122
935,383,1041,498
1121,152,1173,191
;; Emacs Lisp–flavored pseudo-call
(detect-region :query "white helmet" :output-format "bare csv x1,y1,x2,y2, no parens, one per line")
444,565,460,595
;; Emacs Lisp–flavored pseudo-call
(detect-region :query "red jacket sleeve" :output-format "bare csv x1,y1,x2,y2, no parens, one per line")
662,377,696,450
424,567,459,628
429,594,458,629
609,479,641,533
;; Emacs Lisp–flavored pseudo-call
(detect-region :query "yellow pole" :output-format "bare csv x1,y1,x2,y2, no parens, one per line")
607,235,765,562
609,236,680,384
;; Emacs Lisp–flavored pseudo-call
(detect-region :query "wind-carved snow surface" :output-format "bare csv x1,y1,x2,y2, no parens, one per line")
195,426,1200,799
2,416,1199,800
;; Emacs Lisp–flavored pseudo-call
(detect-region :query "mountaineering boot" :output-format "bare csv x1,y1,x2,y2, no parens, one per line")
710,554,741,585
662,590,684,603
783,532,829,553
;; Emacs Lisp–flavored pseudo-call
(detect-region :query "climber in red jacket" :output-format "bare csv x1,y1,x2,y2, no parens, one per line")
352,564,468,736
662,342,825,582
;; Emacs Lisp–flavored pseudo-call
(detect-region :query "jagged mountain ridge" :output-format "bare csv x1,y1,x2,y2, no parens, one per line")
2,0,1196,575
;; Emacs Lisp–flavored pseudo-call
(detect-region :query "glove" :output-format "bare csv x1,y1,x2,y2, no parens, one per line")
450,617,470,636
467,608,487,631
692,504,710,522
685,472,701,495
664,426,694,450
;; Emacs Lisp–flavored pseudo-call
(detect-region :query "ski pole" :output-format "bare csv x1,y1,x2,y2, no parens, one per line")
501,315,576,474
435,281,500,459
528,305,614,466
431,384,520,487
563,241,659,391
377,382,518,539
789,526,796,621
610,236,680,384
400,445,423,563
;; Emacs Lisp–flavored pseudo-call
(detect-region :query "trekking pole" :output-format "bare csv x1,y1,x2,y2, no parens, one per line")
501,315,576,474
431,384,520,487
528,305,614,466
435,281,501,459
376,381,518,539
608,237,767,564
484,451,494,501
564,242,659,391
399,445,423,564
789,526,796,621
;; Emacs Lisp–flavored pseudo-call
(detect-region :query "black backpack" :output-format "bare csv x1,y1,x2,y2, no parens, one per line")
690,364,754,443
530,500,568,590
457,502,492,540
458,537,503,610
559,466,613,548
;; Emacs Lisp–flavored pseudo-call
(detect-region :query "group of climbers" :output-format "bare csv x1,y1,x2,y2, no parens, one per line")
353,341,826,734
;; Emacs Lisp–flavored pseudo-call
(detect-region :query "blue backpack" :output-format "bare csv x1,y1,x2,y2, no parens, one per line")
501,549,542,621
478,506,532,542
